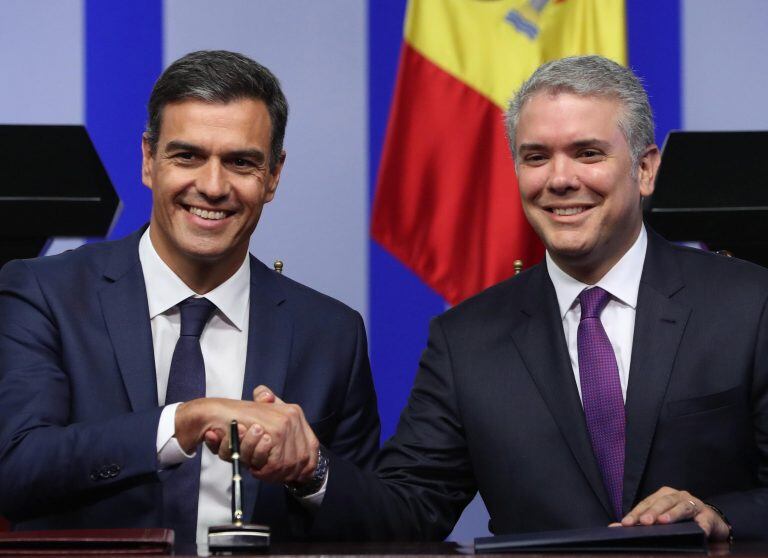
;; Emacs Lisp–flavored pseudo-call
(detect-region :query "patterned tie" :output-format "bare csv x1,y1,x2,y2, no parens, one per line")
577,286,625,520
163,297,216,547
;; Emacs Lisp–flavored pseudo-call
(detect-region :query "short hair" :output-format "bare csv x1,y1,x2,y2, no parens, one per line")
145,50,288,172
505,55,654,170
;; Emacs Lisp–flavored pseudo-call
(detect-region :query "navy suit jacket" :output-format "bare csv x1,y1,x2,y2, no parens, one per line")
0,229,380,539
312,231,768,541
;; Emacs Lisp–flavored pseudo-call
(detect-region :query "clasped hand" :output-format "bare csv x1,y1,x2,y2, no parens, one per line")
174,386,318,484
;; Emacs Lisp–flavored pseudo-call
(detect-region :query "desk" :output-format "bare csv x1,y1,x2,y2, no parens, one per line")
3,539,766,557
183,541,768,558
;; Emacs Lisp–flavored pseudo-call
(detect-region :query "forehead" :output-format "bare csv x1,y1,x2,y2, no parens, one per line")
516,91,624,148
157,98,272,146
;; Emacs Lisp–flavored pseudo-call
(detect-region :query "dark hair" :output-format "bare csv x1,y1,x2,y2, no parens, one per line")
145,50,288,172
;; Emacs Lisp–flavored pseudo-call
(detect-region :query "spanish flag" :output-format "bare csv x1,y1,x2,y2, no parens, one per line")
371,0,626,305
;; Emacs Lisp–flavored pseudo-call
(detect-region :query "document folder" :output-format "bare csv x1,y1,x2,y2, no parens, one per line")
0,528,174,555
475,522,707,553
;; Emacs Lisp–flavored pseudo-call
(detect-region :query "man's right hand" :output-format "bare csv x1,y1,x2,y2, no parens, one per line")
174,389,319,485
199,387,278,455
237,392,320,484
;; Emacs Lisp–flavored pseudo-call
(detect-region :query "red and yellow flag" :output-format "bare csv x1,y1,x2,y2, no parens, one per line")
371,0,626,305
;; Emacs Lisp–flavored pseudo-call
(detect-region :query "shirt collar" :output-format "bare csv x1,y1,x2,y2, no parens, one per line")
546,225,648,319
138,228,250,331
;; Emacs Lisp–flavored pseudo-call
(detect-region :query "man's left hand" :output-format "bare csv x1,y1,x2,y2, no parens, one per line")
615,486,731,541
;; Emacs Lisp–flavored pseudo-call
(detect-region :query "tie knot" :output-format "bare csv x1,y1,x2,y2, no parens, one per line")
578,286,611,320
178,297,216,338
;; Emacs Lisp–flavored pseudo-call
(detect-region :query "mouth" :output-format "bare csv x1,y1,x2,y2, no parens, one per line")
184,205,233,221
547,206,592,217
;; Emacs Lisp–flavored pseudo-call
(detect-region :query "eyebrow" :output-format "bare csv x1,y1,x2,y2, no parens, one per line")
518,142,548,153
570,138,611,150
517,138,611,153
164,141,266,162
164,140,205,154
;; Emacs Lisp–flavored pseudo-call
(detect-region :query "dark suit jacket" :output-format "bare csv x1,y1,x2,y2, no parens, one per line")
312,231,768,541
0,229,380,539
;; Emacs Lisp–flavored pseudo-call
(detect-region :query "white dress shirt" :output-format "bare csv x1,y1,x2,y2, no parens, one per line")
139,229,249,546
545,226,648,402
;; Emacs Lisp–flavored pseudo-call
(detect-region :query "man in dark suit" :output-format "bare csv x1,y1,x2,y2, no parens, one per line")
0,50,379,547
252,55,767,542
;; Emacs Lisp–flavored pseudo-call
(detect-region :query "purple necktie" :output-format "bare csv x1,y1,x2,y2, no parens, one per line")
163,297,216,547
577,286,625,520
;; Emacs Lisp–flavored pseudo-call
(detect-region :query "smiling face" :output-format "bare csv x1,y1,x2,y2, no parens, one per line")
514,91,659,283
142,97,284,292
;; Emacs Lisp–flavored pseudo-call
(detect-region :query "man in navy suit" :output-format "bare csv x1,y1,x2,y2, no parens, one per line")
0,50,379,547
253,55,767,542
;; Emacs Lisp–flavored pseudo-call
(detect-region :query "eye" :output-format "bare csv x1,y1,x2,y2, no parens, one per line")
578,149,604,161
522,153,548,166
172,152,197,162
227,157,258,172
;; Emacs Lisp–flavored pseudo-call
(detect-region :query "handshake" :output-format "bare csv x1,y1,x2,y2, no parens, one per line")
173,386,319,486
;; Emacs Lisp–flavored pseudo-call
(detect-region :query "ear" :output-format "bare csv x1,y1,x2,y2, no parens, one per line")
264,150,286,203
141,134,155,190
637,144,660,197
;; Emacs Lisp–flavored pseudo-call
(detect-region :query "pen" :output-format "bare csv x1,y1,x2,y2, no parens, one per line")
229,420,243,526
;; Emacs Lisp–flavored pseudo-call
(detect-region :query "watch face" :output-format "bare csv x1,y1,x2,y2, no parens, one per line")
313,449,329,481
286,449,328,497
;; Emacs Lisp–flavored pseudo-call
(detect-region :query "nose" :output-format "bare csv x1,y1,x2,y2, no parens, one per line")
547,154,579,193
197,159,230,200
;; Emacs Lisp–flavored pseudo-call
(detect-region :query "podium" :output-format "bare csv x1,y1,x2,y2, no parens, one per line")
0,125,120,267
645,131,768,267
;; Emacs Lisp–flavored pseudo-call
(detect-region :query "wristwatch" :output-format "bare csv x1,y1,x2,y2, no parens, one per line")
286,447,329,498
705,503,734,543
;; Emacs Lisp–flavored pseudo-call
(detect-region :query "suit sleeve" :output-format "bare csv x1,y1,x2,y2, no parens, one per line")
0,260,162,521
706,291,768,540
311,315,476,541
323,311,380,468
283,310,382,539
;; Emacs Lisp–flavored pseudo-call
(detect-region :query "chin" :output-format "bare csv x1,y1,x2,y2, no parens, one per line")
175,240,229,262
543,234,592,256
187,248,234,263
548,243,600,268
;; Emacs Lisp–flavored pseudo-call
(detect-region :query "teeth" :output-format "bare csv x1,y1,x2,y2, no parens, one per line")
552,207,585,216
189,206,227,220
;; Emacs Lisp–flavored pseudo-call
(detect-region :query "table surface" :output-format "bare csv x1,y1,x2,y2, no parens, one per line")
178,541,768,558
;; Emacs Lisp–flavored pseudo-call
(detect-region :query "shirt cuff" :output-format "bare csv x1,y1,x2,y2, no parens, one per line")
156,403,195,468
294,468,328,509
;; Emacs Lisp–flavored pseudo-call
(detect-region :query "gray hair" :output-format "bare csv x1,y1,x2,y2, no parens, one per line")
505,55,654,170
145,50,288,172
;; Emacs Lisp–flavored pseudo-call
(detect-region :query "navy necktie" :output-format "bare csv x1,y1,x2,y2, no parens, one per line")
163,297,216,547
577,287,625,520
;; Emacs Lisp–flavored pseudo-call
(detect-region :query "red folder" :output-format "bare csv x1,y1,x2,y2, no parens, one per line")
0,528,173,555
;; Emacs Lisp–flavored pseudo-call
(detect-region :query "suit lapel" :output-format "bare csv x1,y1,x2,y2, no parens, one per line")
623,232,690,511
510,265,615,518
98,230,158,411
241,256,293,520
240,256,292,402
